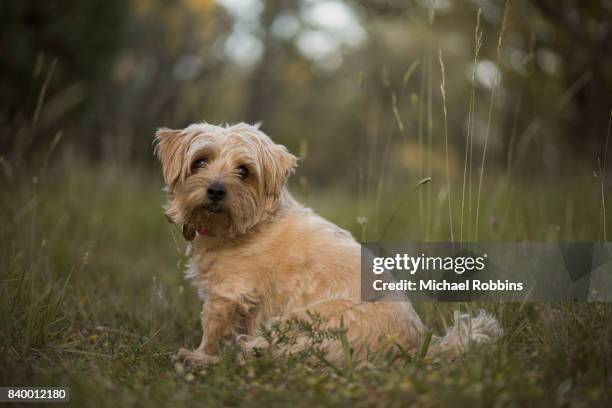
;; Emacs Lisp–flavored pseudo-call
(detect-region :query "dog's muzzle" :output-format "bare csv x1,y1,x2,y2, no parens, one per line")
205,181,226,213
204,203,224,213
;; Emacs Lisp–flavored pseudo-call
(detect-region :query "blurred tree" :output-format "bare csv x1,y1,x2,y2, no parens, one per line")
0,0,127,163
2,0,611,185
101,0,232,162
528,0,612,160
352,0,612,174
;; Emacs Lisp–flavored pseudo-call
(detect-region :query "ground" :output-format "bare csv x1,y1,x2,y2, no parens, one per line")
1,158,610,407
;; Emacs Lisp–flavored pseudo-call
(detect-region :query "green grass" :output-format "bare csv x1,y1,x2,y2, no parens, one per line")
1,157,611,407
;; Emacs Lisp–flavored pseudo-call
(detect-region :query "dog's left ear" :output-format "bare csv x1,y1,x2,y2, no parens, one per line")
154,128,186,187
262,143,298,196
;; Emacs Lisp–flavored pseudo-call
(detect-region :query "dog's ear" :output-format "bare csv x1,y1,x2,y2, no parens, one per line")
262,142,298,196
154,128,186,186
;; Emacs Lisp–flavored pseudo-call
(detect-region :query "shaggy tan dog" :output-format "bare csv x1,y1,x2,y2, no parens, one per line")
155,122,501,366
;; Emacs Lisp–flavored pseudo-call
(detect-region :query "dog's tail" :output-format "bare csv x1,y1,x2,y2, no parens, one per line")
426,310,502,358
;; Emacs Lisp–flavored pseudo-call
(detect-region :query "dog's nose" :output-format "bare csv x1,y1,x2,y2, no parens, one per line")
207,182,226,202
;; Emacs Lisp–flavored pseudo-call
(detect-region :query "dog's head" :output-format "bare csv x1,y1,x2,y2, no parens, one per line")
154,123,297,241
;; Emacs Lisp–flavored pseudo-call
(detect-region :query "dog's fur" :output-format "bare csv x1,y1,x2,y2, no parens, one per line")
155,122,501,366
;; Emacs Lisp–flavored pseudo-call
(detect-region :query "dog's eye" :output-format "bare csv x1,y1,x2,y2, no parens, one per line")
237,165,249,180
192,158,208,170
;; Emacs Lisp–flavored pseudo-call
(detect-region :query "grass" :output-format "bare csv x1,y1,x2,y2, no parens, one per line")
1,154,611,407
2,1,611,405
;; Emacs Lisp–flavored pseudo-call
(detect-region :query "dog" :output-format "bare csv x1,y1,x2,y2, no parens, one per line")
155,122,501,366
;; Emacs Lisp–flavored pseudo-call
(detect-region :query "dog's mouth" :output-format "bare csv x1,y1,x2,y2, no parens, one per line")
204,203,225,214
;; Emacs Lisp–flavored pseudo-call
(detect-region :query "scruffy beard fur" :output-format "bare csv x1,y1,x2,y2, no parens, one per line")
157,123,295,243
155,122,502,367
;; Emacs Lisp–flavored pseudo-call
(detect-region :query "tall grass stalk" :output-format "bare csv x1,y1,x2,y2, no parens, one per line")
475,0,509,240
357,71,367,240
418,60,426,238
33,58,57,125
505,28,534,173
600,110,612,242
438,48,454,242
462,9,482,242
379,177,431,241
425,1,436,241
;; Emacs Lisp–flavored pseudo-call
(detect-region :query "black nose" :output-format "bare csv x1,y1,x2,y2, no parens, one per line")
207,182,226,202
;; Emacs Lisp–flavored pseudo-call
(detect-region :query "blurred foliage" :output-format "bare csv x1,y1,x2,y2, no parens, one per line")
1,3,611,404
1,157,611,406
0,0,127,160
1,0,612,186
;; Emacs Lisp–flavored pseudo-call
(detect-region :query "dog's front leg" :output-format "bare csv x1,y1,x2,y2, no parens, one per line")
178,296,239,366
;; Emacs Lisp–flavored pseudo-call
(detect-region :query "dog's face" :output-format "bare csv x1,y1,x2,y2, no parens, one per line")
155,123,297,241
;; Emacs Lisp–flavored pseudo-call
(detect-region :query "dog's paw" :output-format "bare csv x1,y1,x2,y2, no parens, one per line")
176,347,220,367
236,334,270,352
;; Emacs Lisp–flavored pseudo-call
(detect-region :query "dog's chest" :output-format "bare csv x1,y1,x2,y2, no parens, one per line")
190,246,274,300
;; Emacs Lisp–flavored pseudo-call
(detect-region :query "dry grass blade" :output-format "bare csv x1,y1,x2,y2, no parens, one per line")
438,48,454,242
462,8,482,242
379,178,431,241
475,0,509,241
600,110,612,241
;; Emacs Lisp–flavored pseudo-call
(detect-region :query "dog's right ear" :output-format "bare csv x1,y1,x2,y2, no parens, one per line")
154,128,185,187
